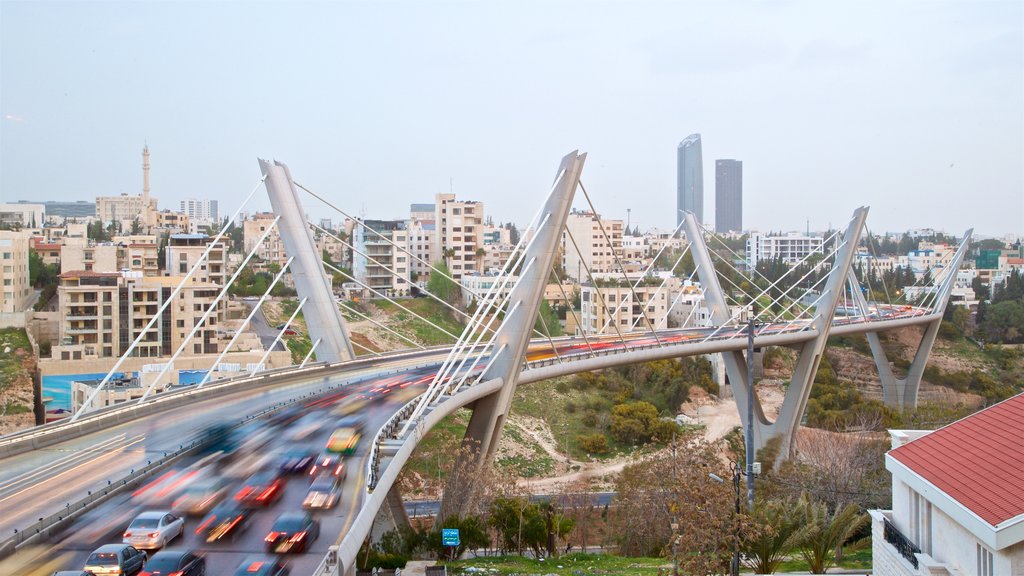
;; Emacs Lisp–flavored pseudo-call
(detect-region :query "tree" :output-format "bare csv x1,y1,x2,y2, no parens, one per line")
426,260,460,305
426,514,489,561
798,499,869,574
613,430,753,575
534,300,563,337
743,497,809,574
610,401,659,444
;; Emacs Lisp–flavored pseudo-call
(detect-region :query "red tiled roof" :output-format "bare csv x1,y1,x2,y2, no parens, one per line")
890,393,1024,527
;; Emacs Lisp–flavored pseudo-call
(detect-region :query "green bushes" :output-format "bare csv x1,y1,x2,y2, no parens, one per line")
576,433,610,454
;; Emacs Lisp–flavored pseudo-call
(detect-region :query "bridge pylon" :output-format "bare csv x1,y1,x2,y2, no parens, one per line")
259,159,356,363
441,151,586,519
683,207,868,461
850,229,973,411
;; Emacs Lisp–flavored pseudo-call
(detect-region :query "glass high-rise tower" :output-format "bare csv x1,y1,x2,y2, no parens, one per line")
715,159,742,232
677,134,703,227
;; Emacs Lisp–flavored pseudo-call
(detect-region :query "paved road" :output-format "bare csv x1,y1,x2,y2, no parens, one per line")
243,299,288,352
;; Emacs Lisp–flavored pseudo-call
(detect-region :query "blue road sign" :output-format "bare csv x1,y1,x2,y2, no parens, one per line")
442,527,460,547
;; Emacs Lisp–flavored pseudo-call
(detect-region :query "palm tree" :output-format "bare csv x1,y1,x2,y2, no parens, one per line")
798,500,869,574
743,497,810,574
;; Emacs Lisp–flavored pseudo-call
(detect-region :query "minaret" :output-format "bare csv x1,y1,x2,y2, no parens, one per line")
142,144,151,201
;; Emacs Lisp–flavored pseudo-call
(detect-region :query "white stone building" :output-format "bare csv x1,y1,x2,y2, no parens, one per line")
870,394,1024,576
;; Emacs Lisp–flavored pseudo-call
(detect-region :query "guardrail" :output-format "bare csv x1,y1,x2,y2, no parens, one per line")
0,388,301,560
0,345,457,460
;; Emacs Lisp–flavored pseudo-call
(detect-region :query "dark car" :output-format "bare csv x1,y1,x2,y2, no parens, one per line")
309,450,346,478
139,550,205,576
195,502,249,542
269,406,304,427
52,572,97,576
233,471,285,507
264,512,319,554
82,544,147,576
232,556,288,576
276,449,316,475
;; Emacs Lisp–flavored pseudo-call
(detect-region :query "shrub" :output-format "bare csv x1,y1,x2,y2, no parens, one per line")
577,433,610,455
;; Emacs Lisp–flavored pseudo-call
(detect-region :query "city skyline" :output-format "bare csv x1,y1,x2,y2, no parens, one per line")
1,1,1021,236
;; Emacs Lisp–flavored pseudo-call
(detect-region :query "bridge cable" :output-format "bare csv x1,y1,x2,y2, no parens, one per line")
252,297,307,376
71,176,266,420
577,181,663,345
562,224,630,349
300,338,322,368
549,266,596,357
337,300,427,351
597,218,689,336
196,256,295,388
137,216,283,403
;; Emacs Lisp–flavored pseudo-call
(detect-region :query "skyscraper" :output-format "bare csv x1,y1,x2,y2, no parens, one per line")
677,134,703,227
715,159,743,233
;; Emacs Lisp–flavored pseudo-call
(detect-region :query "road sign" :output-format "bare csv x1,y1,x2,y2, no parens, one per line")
442,528,460,547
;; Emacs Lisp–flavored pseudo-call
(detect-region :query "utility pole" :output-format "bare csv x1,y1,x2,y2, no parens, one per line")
732,462,741,576
745,315,756,511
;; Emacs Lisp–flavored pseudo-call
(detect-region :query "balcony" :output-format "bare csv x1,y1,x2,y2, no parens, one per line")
883,517,920,569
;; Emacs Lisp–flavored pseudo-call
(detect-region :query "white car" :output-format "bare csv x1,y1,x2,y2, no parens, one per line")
122,511,184,550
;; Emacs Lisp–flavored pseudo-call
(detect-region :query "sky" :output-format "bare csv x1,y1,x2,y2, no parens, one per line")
1,0,1022,237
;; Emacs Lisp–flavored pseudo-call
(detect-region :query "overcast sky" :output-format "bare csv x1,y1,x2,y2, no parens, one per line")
1,0,1021,237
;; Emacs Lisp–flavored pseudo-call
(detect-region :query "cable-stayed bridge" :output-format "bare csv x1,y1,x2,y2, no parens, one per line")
0,152,970,575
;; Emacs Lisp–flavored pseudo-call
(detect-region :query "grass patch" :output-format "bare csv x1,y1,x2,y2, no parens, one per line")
495,452,554,478
370,298,465,346
0,328,32,395
285,335,313,364
511,377,626,461
3,401,31,415
451,553,668,575
400,410,470,491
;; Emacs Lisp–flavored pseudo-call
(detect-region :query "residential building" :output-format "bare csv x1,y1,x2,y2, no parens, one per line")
179,199,219,223
407,206,438,281
54,270,223,360
460,271,518,309
562,211,624,282
60,243,122,274
715,159,742,233
483,224,511,246
677,133,704,226
166,234,228,286
71,372,174,410
16,200,95,219
434,194,485,279
353,219,410,296
31,238,63,266
0,203,44,228
153,210,190,233
243,213,288,267
578,276,677,335
0,231,32,314
746,232,824,269
871,394,1024,575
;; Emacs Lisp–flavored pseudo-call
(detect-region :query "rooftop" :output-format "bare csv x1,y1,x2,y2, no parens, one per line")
889,393,1024,528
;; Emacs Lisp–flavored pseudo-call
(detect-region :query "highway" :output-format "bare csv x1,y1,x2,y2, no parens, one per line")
0,305,930,573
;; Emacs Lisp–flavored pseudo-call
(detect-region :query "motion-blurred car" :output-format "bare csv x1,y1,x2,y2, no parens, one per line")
172,478,228,515
194,502,249,543
276,448,316,475
332,396,368,417
52,572,97,576
83,544,147,576
233,471,285,507
269,406,304,428
138,550,205,576
264,512,320,554
325,426,361,456
308,450,346,478
303,473,342,509
122,511,184,550
231,556,288,576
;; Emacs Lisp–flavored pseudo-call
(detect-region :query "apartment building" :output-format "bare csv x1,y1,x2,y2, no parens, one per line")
871,394,1024,575
166,234,228,286
55,270,223,360
60,243,121,274
562,211,624,282
746,232,824,269
459,272,518,309
30,237,63,266
407,206,438,281
153,210,190,233
353,219,410,296
434,194,484,279
180,198,219,223
0,231,32,314
578,276,677,335
0,203,44,228
243,212,288,267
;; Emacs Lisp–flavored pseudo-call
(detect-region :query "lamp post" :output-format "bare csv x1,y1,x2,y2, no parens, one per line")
745,314,757,511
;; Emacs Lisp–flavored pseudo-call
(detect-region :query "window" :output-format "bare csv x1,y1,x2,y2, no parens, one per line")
977,544,994,576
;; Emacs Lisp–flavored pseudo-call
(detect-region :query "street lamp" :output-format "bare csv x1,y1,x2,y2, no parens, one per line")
708,471,739,576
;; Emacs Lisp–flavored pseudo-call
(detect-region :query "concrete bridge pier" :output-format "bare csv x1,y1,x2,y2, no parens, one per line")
440,151,586,520
683,208,868,461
